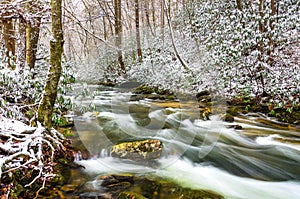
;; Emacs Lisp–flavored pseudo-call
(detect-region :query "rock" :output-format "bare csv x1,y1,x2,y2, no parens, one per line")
98,174,134,187
79,192,110,199
226,125,242,130
133,176,224,199
223,113,234,122
60,184,77,193
112,174,134,183
106,182,131,191
196,90,210,98
118,191,148,199
196,90,211,103
99,175,120,186
226,106,238,116
111,139,163,161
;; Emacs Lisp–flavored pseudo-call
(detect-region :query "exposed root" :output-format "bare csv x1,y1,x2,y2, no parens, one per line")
0,117,71,198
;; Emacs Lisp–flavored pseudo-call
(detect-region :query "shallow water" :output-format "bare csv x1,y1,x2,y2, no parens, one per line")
66,85,300,199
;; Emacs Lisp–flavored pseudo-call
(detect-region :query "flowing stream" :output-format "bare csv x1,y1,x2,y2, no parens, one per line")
65,84,300,199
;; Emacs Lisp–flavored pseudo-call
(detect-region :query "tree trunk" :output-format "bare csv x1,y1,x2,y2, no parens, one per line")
3,18,16,69
160,0,165,46
268,0,276,58
236,0,243,11
144,0,154,36
17,19,26,69
26,17,41,69
135,0,143,62
114,0,125,72
37,0,64,130
163,0,190,72
151,0,156,33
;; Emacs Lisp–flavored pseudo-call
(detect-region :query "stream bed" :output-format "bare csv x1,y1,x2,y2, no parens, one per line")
61,84,300,199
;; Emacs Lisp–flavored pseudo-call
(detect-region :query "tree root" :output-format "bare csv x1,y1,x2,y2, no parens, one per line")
0,117,71,198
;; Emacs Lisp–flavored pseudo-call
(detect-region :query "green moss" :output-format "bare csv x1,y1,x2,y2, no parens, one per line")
227,106,238,116
224,113,234,122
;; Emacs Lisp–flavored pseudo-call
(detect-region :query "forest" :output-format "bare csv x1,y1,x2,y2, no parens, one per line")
0,0,300,198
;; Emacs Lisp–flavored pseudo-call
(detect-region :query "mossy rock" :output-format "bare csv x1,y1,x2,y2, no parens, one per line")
98,174,134,187
222,113,234,122
133,176,224,199
133,85,156,94
111,139,163,161
226,106,238,116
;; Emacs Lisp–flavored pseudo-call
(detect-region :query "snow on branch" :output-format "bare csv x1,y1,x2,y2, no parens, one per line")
0,116,66,197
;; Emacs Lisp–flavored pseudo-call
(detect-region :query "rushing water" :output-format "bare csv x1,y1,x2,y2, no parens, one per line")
67,85,300,199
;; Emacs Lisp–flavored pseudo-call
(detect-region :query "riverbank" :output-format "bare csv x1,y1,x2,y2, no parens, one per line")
126,84,300,125
0,118,75,199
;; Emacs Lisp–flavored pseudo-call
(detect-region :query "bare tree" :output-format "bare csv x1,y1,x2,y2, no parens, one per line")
114,0,125,72
135,0,142,62
1,0,16,69
163,0,190,72
26,2,42,69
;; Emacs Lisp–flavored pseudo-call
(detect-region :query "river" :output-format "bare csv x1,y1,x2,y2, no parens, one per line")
64,84,300,199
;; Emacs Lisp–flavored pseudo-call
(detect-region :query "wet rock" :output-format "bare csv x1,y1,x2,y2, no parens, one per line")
222,113,234,122
112,174,134,183
133,176,224,199
226,106,238,116
118,191,148,199
196,90,210,98
111,139,163,161
106,182,131,191
92,174,223,199
97,174,134,188
95,174,134,198
196,90,211,103
99,175,120,186
226,124,243,130
79,192,111,199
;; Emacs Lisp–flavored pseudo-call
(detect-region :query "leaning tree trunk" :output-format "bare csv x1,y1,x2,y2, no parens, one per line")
163,0,190,72
37,0,63,130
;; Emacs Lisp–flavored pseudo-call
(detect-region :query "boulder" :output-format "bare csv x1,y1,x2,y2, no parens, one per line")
111,139,163,161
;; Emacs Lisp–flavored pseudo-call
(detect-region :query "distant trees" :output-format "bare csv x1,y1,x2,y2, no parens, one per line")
0,0,47,69
1,0,298,107
181,0,299,99
1,0,16,69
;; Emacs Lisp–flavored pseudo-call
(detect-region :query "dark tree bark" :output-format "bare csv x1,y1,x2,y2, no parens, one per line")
37,0,64,130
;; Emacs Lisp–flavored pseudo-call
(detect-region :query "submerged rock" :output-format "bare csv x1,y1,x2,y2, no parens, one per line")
94,174,223,199
111,139,163,161
118,191,148,199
